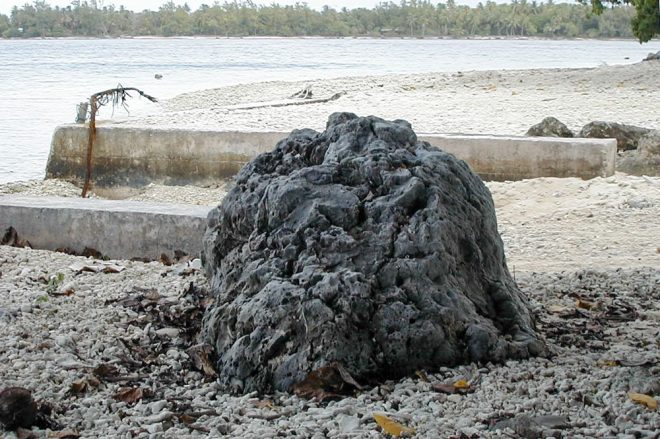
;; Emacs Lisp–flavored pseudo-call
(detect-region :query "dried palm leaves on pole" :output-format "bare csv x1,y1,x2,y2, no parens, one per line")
81,86,157,198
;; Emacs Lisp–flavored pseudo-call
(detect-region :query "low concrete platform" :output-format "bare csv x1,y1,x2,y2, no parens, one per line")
46,125,617,188
0,196,211,260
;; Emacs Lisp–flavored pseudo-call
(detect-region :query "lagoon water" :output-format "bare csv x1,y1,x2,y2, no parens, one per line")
1,37,659,184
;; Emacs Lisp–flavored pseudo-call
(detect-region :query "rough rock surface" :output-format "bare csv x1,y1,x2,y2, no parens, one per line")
525,117,574,138
579,121,651,151
617,129,660,176
643,50,660,61
202,113,547,394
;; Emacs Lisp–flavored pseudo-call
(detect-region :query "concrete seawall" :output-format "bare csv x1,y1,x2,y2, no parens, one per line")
0,196,210,260
46,124,617,188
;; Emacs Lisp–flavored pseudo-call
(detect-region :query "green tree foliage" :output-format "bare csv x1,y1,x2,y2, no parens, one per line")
583,0,659,41
0,0,649,40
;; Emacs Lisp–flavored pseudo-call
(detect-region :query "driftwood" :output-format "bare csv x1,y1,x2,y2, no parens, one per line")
81,86,157,198
289,84,313,99
226,91,346,111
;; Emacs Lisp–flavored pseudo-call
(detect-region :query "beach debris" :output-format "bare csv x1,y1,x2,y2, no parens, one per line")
82,85,157,198
186,344,217,378
0,387,38,430
113,387,152,404
292,363,363,401
45,272,65,295
628,392,658,410
1,227,32,248
69,376,100,394
202,113,546,394
52,430,80,439
575,298,598,310
68,261,125,274
432,378,474,395
373,413,415,437
290,84,313,99
105,282,213,384
526,116,574,138
225,91,345,111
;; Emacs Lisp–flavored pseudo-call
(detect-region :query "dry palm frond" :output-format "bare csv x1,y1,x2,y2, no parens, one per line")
81,85,157,198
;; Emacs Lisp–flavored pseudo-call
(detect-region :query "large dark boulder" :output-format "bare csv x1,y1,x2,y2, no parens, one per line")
579,121,651,151
201,113,547,394
526,117,574,138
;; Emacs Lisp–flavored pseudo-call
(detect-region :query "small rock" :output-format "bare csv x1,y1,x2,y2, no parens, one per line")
338,414,360,434
155,327,180,338
0,387,38,430
447,394,463,404
526,117,574,138
150,400,168,415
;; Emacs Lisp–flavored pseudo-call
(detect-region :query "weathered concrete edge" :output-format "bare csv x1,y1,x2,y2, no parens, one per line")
420,134,617,180
0,196,212,260
46,124,617,187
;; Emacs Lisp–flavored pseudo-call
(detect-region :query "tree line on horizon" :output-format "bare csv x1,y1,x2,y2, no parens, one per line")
0,0,647,41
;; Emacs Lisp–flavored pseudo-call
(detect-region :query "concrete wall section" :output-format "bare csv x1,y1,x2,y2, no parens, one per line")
0,196,211,260
47,125,617,187
419,134,617,181
47,125,286,187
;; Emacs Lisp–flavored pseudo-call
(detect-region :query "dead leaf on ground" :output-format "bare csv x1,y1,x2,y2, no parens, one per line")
49,286,75,297
68,261,125,274
160,253,173,266
547,304,575,316
81,247,103,259
1,227,32,248
93,363,120,379
599,360,619,367
373,412,415,437
292,362,363,401
432,379,472,395
253,399,274,409
70,376,101,394
576,298,597,310
629,392,658,410
70,379,89,394
186,344,217,378
113,387,152,404
49,430,80,439
453,379,470,390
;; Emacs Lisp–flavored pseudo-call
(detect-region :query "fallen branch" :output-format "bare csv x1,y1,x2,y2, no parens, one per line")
81,86,157,198
226,91,346,111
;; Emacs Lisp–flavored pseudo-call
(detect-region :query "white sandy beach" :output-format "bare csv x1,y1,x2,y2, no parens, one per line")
1,62,659,438
117,61,660,137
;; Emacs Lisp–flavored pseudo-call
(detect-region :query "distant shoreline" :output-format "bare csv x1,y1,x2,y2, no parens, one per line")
0,35,647,43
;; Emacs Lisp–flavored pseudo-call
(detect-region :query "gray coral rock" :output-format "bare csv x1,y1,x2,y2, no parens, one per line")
201,113,547,394
579,121,651,151
526,117,574,138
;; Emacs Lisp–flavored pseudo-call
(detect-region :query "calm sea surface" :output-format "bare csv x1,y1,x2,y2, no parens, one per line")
1,37,659,184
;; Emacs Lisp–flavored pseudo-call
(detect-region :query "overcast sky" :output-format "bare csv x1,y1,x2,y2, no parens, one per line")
0,0,487,15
